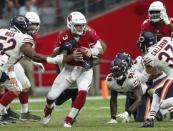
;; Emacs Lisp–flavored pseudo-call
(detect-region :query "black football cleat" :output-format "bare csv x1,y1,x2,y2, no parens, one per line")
20,111,41,121
141,118,154,128
7,108,20,120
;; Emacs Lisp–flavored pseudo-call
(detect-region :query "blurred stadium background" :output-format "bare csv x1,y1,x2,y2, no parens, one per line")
0,0,173,97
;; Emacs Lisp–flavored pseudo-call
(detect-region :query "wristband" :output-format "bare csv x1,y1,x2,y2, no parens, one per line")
46,54,63,64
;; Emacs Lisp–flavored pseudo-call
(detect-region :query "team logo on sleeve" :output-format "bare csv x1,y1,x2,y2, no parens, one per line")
62,35,68,40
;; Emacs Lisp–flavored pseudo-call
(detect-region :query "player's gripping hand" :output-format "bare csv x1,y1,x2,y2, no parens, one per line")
9,78,17,86
79,47,92,58
33,61,45,72
160,12,170,25
117,112,130,123
72,49,84,62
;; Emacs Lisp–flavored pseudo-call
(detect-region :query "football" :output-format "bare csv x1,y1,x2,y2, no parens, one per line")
77,47,90,60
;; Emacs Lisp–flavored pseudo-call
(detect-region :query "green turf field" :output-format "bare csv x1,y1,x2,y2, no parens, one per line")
1,97,173,131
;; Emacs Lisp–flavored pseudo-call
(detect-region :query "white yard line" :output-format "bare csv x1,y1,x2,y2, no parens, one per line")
15,106,123,112
12,96,126,103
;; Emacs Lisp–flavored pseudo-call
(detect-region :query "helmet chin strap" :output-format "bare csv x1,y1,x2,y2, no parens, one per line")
10,26,22,33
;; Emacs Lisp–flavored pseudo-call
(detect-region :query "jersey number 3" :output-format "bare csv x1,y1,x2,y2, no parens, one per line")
158,44,173,68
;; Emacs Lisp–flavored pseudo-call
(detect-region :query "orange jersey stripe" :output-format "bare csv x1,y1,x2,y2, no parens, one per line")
160,80,173,101
153,77,167,89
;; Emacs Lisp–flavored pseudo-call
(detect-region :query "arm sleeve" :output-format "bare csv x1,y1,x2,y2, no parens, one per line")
134,70,150,84
106,73,116,90
127,73,140,88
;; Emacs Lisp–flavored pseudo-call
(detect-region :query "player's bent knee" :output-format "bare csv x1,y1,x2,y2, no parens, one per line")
47,91,58,101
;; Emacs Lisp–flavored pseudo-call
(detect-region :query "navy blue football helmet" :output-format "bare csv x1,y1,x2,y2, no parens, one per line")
112,52,132,79
116,52,133,68
9,15,31,34
137,32,157,55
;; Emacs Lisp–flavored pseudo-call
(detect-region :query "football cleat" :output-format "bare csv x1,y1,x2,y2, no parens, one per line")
42,115,51,125
1,114,16,123
20,111,41,121
155,111,163,121
107,119,118,124
64,122,72,128
7,108,20,120
142,118,154,127
41,106,54,124
0,119,8,125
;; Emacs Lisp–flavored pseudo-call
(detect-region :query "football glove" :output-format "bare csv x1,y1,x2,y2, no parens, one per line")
117,111,130,123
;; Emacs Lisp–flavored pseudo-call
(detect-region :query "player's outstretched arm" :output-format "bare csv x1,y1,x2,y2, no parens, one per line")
20,43,48,63
20,43,83,64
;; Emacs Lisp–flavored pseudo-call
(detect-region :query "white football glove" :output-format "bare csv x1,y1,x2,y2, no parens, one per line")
32,61,45,72
160,12,170,25
0,54,8,66
107,119,118,124
117,111,130,123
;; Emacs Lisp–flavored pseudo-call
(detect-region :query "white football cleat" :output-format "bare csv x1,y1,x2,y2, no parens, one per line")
64,123,72,128
107,119,118,124
41,105,54,125
41,115,51,125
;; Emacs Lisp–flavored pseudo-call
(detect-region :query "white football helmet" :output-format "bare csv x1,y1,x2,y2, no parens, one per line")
25,12,40,35
148,1,166,23
67,11,87,36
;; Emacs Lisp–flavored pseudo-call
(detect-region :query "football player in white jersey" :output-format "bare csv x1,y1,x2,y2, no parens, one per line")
0,12,46,123
0,15,83,124
138,32,173,127
14,12,44,121
106,52,144,124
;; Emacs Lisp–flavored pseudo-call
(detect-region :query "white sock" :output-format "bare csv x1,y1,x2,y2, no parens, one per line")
21,104,28,113
6,105,9,110
148,94,160,119
160,97,173,109
68,107,79,119
1,108,7,115
0,104,6,113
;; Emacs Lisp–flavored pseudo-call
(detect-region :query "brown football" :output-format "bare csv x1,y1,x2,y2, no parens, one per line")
77,47,90,60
